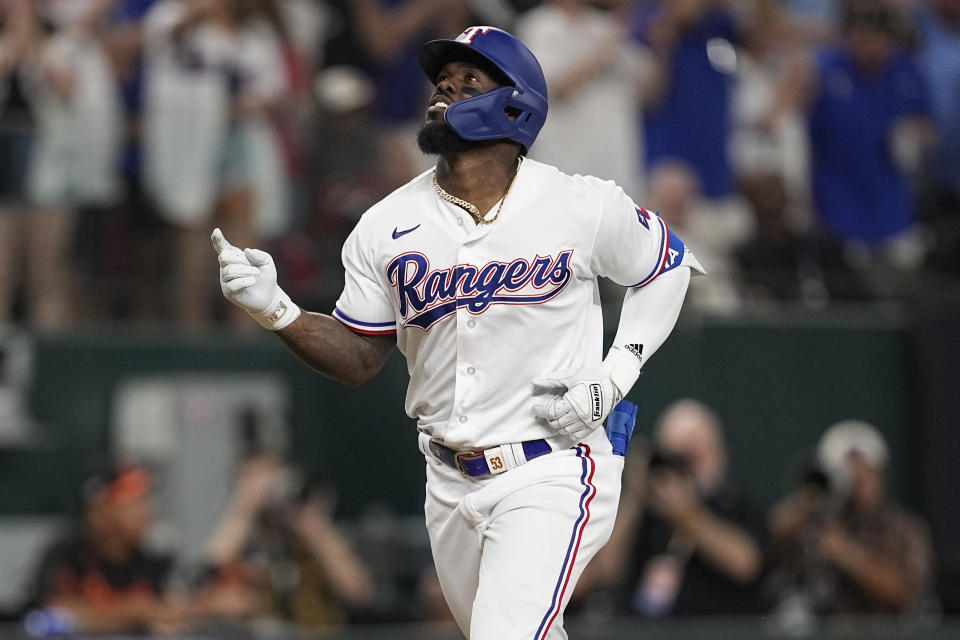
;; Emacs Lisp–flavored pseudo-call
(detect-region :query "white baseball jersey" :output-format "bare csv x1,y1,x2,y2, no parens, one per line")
333,157,698,639
334,158,692,450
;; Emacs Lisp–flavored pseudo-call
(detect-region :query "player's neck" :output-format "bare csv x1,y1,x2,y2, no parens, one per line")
435,145,522,217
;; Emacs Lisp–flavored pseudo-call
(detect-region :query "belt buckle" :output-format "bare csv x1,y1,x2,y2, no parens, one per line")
453,450,484,476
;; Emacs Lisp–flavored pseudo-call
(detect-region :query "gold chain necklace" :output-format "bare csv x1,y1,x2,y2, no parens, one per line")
432,157,523,225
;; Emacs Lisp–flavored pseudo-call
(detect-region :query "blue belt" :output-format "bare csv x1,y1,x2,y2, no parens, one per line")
428,439,552,477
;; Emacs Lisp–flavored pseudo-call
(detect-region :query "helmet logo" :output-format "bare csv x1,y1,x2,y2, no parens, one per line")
458,26,491,45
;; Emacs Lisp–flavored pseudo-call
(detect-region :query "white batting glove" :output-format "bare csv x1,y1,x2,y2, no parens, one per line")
532,347,642,441
211,228,301,331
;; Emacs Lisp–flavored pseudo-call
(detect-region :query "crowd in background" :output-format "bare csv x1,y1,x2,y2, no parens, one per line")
14,404,941,636
0,0,958,332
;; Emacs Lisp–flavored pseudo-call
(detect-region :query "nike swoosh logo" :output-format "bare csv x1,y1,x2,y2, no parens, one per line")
392,224,421,240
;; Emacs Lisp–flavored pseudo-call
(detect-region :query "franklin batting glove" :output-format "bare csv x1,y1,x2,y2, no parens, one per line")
211,228,301,330
532,347,642,441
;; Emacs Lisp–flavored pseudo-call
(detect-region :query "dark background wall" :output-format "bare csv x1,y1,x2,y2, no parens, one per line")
0,318,916,520
15,314,960,612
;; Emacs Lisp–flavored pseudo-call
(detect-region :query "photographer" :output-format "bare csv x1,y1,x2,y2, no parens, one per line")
582,399,767,617
768,420,935,618
199,452,374,632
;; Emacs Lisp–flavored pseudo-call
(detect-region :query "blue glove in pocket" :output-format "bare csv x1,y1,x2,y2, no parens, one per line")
605,400,637,456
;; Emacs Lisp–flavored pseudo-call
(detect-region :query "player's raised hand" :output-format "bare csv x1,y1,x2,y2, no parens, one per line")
532,347,642,441
211,228,301,330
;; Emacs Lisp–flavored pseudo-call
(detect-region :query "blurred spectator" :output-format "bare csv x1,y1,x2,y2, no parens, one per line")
21,461,255,634
285,0,471,309
233,0,307,244
517,0,657,199
277,0,328,75
142,0,291,329
782,0,842,44
581,399,767,617
774,1,936,295
731,0,811,231
259,0,328,199
647,161,747,314
768,420,936,624
632,0,741,201
734,164,819,307
80,0,165,324
0,0,89,331
348,0,468,124
28,1,143,329
630,0,755,303
913,0,960,272
344,0,471,181
21,463,180,634
289,65,394,311
200,453,375,633
0,0,35,326
730,0,818,308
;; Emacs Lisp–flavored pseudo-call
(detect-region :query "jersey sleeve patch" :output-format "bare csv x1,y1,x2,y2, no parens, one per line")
635,206,652,230
659,228,686,275
630,217,695,287
333,307,397,335
630,214,669,287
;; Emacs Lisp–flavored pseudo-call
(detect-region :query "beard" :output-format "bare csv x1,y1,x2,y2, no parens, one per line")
416,119,479,156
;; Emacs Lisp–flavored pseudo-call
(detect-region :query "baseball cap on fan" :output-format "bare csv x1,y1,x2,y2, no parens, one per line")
816,420,889,495
81,462,153,509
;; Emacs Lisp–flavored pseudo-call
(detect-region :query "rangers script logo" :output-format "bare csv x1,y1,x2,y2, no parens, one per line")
387,250,574,329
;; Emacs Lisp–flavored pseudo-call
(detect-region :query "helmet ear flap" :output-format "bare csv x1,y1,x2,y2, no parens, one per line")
505,87,547,140
443,85,547,153
443,87,521,143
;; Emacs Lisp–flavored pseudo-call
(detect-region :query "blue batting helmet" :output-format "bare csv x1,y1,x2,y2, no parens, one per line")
418,26,548,152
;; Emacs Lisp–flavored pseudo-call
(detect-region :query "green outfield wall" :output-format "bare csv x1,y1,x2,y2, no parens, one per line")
0,318,916,521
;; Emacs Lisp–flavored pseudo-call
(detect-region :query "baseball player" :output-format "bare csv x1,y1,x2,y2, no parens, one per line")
212,26,703,639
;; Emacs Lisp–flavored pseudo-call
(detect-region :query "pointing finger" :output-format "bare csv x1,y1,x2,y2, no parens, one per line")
211,228,233,254
213,228,251,266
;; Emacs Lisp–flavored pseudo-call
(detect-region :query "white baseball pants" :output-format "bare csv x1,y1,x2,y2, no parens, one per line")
424,428,622,639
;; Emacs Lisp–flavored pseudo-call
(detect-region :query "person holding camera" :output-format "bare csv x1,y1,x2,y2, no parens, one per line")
199,453,375,632
579,398,767,617
767,420,935,619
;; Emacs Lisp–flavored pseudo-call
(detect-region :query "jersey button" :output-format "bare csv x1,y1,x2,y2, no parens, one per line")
467,366,476,375
467,320,476,329
459,416,468,424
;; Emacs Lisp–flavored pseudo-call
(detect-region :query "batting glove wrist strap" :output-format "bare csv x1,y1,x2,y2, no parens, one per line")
251,289,301,331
